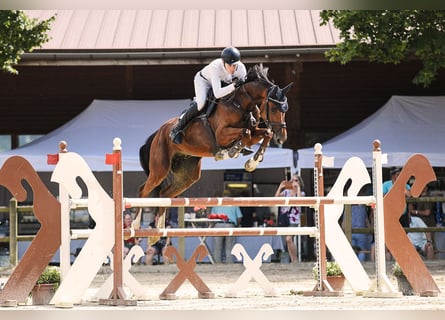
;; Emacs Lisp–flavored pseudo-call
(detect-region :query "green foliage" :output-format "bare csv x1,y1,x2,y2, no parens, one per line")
320,10,445,87
312,261,344,279
36,266,60,289
0,10,55,74
391,262,404,277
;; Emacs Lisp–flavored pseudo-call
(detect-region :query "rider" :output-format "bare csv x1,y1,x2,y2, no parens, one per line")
170,46,251,153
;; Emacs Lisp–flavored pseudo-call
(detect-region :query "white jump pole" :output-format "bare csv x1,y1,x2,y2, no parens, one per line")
364,140,399,297
57,141,71,280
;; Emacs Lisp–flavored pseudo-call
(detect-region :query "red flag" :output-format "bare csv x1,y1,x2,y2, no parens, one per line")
47,154,59,165
105,153,119,165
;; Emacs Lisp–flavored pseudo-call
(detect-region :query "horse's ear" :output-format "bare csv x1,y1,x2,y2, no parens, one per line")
281,82,293,94
269,85,279,97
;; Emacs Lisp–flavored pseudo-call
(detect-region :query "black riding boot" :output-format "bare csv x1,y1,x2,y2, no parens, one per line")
170,101,199,144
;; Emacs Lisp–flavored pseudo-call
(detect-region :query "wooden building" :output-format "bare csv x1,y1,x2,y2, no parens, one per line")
0,10,444,198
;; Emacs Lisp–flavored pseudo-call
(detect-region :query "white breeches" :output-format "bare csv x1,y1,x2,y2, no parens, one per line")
193,73,211,111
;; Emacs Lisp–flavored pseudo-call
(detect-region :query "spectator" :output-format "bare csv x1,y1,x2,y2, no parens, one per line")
383,167,411,227
372,167,412,261
123,213,141,258
240,190,256,227
344,184,373,261
408,185,436,251
145,215,172,265
210,190,243,263
407,211,434,259
275,174,304,263
408,185,436,227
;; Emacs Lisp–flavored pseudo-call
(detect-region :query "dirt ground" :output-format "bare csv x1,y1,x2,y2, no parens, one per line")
119,260,445,310
3,260,444,311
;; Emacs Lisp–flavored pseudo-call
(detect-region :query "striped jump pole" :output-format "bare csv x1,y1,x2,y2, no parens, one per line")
123,195,375,208
123,226,319,239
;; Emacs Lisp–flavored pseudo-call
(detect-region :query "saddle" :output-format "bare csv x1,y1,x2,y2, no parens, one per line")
183,87,255,156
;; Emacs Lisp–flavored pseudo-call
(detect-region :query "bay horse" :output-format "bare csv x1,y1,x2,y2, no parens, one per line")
137,64,292,229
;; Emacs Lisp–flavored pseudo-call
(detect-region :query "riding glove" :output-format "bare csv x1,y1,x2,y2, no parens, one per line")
234,78,244,88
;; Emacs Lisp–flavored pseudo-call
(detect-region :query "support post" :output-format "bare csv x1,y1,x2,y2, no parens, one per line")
58,141,71,280
364,140,400,298
303,143,340,296
100,138,136,306
8,198,17,266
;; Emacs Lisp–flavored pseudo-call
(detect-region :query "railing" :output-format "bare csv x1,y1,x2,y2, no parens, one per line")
0,198,36,266
343,196,445,238
2,196,445,267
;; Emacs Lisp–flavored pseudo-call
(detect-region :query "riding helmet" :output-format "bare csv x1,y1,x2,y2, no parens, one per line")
221,47,241,65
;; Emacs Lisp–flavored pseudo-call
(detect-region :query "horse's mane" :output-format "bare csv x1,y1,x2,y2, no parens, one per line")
221,64,274,103
245,64,274,86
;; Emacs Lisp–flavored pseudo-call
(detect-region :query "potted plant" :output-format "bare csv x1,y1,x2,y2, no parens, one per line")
391,262,414,296
31,266,61,305
312,261,345,291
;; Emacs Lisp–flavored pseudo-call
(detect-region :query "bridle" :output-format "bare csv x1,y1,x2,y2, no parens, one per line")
261,85,288,131
230,81,288,132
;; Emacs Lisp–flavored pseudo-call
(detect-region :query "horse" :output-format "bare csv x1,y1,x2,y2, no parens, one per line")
137,64,292,229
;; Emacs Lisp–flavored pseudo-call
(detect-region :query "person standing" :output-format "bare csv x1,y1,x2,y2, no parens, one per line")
210,190,243,264
345,185,373,261
383,167,411,227
275,174,304,263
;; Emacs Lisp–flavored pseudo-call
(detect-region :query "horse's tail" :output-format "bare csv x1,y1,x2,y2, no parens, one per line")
139,130,158,176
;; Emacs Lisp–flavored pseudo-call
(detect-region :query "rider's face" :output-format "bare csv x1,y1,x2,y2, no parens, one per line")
224,62,237,74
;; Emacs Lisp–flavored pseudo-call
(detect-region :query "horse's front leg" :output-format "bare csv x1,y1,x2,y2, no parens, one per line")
228,128,253,158
215,127,251,159
244,128,273,172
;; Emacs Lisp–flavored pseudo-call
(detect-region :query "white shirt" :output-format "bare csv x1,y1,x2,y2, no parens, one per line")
407,216,428,249
193,58,247,110
199,58,247,99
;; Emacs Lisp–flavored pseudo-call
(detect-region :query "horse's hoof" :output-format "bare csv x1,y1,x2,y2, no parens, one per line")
244,159,257,172
228,150,237,158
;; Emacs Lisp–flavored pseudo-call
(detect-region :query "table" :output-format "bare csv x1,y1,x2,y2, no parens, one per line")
183,218,223,264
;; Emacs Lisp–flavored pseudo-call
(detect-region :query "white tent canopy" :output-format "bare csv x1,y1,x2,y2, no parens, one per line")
0,100,294,172
297,96,445,169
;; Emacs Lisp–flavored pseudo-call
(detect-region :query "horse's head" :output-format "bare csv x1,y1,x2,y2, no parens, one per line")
260,82,292,145
241,64,292,145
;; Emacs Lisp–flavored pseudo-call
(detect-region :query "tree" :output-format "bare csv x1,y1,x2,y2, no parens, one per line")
0,10,55,74
320,10,445,87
